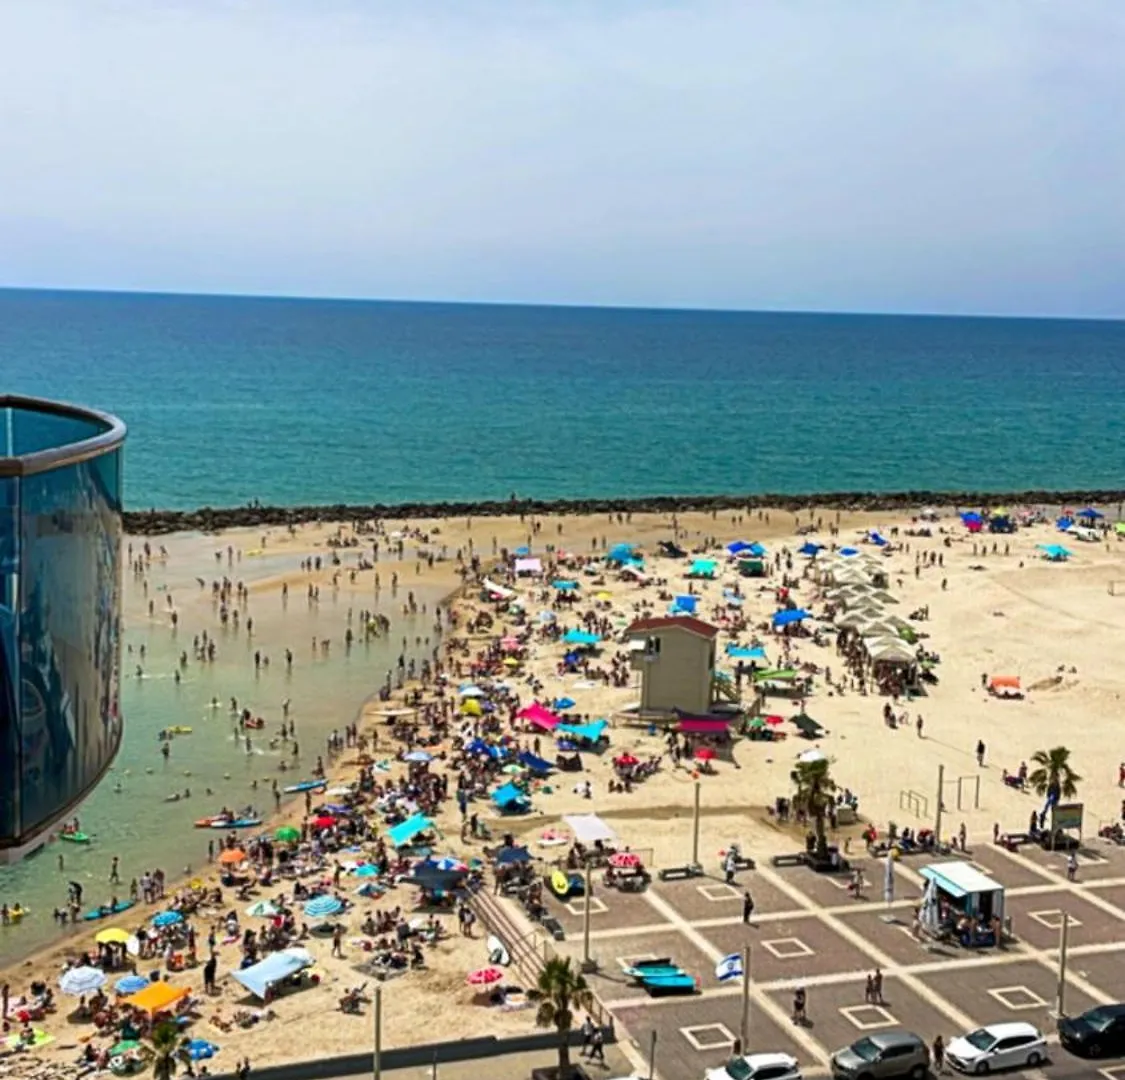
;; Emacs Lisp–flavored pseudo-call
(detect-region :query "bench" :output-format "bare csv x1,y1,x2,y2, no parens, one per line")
658,864,703,881
770,852,807,868
732,855,756,871
540,916,566,941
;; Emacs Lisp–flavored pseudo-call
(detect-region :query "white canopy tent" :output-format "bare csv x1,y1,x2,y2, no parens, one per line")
563,813,618,846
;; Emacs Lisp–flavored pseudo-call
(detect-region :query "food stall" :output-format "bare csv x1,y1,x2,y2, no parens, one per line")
918,860,1005,948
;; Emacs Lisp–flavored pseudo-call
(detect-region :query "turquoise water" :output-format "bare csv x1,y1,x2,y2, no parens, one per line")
2,289,1124,507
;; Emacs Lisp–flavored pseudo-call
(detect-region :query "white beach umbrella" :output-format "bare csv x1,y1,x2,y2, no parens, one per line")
798,749,827,765
59,966,108,995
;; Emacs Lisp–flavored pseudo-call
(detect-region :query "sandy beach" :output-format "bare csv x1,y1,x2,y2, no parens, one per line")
3,503,1125,1077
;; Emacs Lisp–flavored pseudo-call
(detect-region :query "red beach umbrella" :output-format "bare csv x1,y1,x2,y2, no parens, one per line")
764,715,784,727
694,747,717,761
614,754,639,768
311,815,336,829
466,966,504,986
609,852,641,869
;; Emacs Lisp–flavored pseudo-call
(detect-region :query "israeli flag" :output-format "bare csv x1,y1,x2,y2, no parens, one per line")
715,953,743,982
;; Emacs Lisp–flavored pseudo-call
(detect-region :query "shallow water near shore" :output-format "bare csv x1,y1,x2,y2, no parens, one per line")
0,530,447,964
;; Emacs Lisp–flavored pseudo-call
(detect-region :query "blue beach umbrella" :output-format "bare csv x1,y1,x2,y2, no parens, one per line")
403,750,432,764
114,974,150,995
353,864,379,878
188,1039,220,1061
152,910,183,929
59,966,107,995
304,895,344,918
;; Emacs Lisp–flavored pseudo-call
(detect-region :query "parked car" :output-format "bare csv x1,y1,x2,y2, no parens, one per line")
831,1030,929,1079
1058,1003,1125,1057
705,1052,802,1080
945,1021,1047,1073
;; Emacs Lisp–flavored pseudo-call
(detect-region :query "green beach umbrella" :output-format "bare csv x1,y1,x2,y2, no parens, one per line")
110,1040,141,1057
275,825,300,842
748,717,766,729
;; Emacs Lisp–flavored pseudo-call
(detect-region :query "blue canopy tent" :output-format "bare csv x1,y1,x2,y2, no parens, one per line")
517,750,553,775
688,558,717,578
671,594,698,614
552,580,579,591
1037,543,1072,562
772,609,810,628
1078,507,1104,519
727,541,752,555
798,540,823,556
1056,516,1073,531
747,542,767,557
562,629,601,646
726,644,767,660
387,813,435,848
231,948,314,1001
557,720,608,745
607,543,637,563
960,512,983,526
495,845,532,866
492,782,530,813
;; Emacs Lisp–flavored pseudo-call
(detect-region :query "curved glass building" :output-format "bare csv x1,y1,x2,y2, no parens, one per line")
0,395,125,859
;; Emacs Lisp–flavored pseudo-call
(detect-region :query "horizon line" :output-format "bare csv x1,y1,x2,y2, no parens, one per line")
0,283,1122,324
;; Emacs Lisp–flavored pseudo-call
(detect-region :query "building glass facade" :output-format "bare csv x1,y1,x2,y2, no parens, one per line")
0,397,125,853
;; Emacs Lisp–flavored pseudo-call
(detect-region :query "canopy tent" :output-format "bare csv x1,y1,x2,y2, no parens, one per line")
671,594,698,614
688,559,717,578
494,845,532,866
1077,507,1104,519
726,540,753,554
988,675,1021,695
517,750,553,774
481,578,515,600
678,718,729,734
387,813,434,848
517,702,559,730
492,782,530,810
124,982,190,1015
406,867,467,893
551,580,579,591
231,948,314,1001
1037,543,1072,561
772,609,810,627
725,644,767,660
513,557,542,574
607,543,637,562
563,813,617,846
867,640,916,665
562,629,601,646
557,720,608,743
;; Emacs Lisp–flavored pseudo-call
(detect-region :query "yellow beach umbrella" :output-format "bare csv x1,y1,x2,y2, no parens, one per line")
95,927,130,945
595,591,612,602
502,657,521,667
460,698,483,716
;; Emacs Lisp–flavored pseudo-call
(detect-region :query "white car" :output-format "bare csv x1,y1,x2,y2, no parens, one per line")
946,1021,1047,1073
705,1051,803,1080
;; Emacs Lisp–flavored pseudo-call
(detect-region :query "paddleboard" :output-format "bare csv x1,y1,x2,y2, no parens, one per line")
283,780,326,794
217,818,262,829
59,832,90,844
83,899,135,922
487,934,510,966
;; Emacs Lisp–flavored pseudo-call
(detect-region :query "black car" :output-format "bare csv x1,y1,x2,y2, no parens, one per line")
1058,1003,1125,1057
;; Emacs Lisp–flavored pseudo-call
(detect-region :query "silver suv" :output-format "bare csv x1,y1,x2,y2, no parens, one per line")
831,1030,929,1080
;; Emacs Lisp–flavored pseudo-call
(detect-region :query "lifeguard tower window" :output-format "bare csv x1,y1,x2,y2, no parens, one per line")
645,637,661,657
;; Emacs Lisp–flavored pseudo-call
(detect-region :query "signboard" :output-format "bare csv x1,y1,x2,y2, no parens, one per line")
1051,802,1084,833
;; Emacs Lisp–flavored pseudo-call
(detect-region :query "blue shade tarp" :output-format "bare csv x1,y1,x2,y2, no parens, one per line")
870,532,888,547
747,542,767,557
727,540,752,554
960,512,982,525
115,975,150,995
689,559,717,577
513,546,531,556
772,609,810,627
557,720,608,743
231,948,314,1001
799,541,823,556
492,782,528,808
517,751,553,774
726,645,767,660
552,696,575,710
1056,516,1073,531
608,543,636,562
1036,543,1072,560
495,845,531,866
673,594,698,613
552,580,579,591
388,812,434,848
838,547,859,557
562,629,601,646
1078,507,1104,519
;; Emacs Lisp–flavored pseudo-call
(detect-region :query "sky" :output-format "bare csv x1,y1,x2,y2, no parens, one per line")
0,1,1123,317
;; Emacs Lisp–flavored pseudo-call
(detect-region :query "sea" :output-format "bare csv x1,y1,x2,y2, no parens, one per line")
1,289,1124,963
2,288,1124,506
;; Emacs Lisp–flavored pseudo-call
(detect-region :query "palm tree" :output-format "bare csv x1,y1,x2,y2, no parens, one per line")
150,1020,191,1080
532,956,594,1078
1028,746,1081,803
791,757,837,860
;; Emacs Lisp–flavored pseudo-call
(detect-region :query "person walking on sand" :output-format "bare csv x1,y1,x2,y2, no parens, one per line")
109,856,120,884
976,740,986,767
1067,851,1078,882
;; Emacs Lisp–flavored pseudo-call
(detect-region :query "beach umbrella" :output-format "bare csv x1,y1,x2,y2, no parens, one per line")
764,715,784,727
113,975,149,995
501,763,524,775
432,856,468,872
311,815,336,829
326,786,354,797
609,852,641,869
245,899,279,917
353,864,379,878
459,686,484,698
403,750,433,763
151,911,183,929
595,591,613,602
188,1039,220,1062
694,747,717,761
614,753,639,768
798,749,827,765
58,966,107,995
109,1039,142,1057
95,927,130,945
274,826,300,843
218,848,247,865
466,966,504,986
461,698,484,715
304,895,344,918
748,717,765,729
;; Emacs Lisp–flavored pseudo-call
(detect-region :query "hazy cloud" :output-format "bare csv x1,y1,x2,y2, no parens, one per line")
0,1,1122,315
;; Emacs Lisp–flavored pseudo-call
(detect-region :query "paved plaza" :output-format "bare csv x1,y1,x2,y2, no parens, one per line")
531,840,1125,1080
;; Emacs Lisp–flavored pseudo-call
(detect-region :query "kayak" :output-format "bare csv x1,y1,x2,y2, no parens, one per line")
59,832,91,844
283,780,326,794
212,818,261,829
83,899,135,922
195,817,232,829
160,726,193,737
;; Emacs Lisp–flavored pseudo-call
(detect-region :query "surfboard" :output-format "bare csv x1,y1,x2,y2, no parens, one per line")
283,780,327,794
487,934,510,966
83,899,135,922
